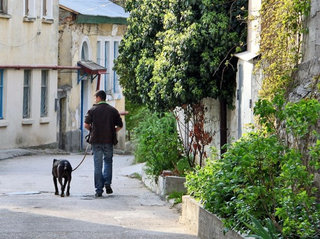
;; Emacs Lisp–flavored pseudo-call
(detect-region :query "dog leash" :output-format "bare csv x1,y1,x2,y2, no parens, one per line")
72,144,90,172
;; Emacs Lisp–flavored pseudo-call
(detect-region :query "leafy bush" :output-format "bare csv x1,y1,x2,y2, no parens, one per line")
133,111,184,177
245,216,282,239
186,96,320,238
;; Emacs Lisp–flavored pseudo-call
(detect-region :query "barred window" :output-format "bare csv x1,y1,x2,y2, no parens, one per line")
23,70,31,119
40,70,48,117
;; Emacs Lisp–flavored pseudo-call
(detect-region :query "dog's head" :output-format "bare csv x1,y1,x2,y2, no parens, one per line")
53,159,60,167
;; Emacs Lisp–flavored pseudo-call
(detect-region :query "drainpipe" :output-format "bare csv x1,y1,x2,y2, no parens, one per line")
96,74,101,91
0,65,80,70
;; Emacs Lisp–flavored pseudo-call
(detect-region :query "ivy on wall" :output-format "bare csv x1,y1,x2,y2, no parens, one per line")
258,0,311,99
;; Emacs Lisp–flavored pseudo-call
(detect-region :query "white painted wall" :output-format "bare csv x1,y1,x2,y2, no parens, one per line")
0,0,59,149
232,0,262,139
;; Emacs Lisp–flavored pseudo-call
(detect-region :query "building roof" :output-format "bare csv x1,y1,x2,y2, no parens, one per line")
60,0,129,21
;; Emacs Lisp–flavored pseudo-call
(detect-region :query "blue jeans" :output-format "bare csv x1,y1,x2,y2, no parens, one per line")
92,144,113,194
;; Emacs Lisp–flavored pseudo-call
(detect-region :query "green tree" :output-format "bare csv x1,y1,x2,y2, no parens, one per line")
115,0,247,112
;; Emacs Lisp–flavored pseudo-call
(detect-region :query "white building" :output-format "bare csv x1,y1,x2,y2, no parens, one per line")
234,0,262,138
0,0,59,149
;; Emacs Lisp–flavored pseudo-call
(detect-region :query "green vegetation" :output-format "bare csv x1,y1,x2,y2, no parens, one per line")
258,0,311,98
244,217,282,239
186,95,320,238
167,191,185,205
133,111,184,177
115,0,248,112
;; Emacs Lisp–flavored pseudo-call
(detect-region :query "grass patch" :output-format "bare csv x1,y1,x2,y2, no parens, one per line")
167,191,184,204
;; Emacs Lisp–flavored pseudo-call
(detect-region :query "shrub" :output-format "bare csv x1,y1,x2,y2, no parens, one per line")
186,96,320,238
133,111,183,177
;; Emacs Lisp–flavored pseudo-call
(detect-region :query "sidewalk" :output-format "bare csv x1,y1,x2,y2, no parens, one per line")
0,150,198,239
0,148,68,161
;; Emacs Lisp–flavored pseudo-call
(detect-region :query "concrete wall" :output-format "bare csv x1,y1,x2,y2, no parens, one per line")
302,0,320,63
288,0,320,194
0,0,59,149
180,196,246,239
142,169,187,199
58,9,127,151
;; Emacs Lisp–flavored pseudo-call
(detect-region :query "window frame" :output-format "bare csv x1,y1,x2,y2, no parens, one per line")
113,41,120,93
0,0,4,13
104,41,110,93
42,0,53,19
40,70,48,117
24,0,36,18
96,41,101,64
23,70,31,119
0,0,7,14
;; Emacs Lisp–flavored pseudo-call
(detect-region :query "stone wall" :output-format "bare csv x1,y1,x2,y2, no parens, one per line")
287,0,320,195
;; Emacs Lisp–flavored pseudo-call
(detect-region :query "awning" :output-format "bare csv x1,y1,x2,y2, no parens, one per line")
77,60,106,74
77,60,107,90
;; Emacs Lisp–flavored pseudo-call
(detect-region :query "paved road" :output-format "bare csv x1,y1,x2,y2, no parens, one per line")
0,152,197,239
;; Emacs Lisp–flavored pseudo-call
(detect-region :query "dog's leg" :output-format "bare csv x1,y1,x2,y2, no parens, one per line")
53,176,59,195
66,176,71,196
59,177,65,197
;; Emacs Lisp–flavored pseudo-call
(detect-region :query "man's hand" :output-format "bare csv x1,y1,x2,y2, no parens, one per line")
84,123,91,131
115,127,122,133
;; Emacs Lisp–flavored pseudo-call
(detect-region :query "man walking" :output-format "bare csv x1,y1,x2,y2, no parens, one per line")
84,90,123,197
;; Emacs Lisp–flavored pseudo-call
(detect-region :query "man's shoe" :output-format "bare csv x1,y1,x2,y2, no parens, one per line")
95,192,102,197
105,185,113,194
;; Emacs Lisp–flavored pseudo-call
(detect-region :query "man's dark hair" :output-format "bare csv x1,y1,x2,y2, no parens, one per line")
95,90,106,101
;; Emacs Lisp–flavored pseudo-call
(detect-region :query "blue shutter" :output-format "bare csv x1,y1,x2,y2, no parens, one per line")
113,41,119,93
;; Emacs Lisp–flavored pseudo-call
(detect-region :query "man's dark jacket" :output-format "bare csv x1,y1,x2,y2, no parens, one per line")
84,102,123,144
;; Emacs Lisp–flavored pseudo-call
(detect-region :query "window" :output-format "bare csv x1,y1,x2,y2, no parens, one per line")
24,0,35,18
113,41,120,93
0,0,7,14
0,70,3,119
104,41,110,93
96,41,101,64
40,70,48,117
24,0,29,16
23,70,31,118
42,0,46,16
42,0,53,19
81,41,89,61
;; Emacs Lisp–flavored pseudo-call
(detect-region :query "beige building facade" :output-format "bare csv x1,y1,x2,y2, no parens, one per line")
0,0,59,149
58,1,128,152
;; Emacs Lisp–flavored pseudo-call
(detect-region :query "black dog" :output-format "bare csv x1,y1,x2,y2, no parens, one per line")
52,159,72,197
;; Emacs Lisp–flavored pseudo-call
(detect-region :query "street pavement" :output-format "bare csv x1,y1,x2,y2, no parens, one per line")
0,150,197,239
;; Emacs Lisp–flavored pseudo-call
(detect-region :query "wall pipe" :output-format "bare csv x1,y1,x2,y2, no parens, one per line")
0,65,81,70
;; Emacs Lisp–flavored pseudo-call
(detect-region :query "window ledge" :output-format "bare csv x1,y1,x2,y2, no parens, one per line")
0,13,11,19
23,16,36,22
0,120,8,128
22,119,34,125
40,117,50,124
42,18,54,24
